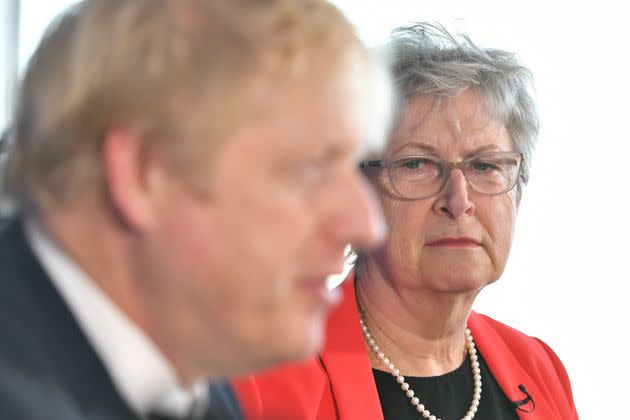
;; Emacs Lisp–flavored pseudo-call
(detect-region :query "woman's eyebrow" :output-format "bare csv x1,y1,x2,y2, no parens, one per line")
462,144,503,159
390,142,440,156
390,143,504,159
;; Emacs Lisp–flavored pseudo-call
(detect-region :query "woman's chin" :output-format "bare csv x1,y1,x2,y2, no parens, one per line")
419,268,494,294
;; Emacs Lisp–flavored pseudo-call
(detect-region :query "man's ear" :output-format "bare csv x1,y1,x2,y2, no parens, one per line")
102,128,160,231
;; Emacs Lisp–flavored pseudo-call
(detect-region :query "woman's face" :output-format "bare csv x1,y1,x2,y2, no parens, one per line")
372,89,519,293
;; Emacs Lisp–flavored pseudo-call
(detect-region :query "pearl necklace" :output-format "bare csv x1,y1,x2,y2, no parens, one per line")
359,314,482,420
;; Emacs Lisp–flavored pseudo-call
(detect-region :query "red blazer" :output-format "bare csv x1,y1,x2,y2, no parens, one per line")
233,276,578,419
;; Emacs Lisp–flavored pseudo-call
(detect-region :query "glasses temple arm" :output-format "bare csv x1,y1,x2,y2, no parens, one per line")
359,160,383,168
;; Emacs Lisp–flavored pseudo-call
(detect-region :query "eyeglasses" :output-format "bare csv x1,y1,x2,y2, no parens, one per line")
360,151,524,200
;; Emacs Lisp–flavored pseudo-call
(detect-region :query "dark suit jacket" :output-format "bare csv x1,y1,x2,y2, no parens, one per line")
0,219,242,420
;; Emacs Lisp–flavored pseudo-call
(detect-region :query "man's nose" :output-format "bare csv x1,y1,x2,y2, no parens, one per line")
329,170,386,250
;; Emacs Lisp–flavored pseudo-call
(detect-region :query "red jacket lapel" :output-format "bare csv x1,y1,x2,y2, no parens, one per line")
319,275,384,420
469,312,565,419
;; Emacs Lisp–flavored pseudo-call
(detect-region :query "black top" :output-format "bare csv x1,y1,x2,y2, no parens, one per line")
373,350,518,420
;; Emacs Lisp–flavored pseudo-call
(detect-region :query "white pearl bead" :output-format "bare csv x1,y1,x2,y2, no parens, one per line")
359,312,481,420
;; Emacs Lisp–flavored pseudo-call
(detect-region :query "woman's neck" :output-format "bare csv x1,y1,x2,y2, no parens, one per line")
355,262,478,377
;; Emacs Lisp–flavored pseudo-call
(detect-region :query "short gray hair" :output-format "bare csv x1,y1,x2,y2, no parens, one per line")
390,22,539,192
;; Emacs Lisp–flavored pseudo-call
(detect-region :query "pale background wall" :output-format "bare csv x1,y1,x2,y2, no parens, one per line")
4,1,629,418
329,2,630,418
0,0,18,132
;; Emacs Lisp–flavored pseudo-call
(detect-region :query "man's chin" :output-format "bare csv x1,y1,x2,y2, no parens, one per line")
228,311,329,376
268,318,326,366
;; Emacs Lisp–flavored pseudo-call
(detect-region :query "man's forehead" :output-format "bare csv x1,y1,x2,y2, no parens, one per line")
213,47,393,164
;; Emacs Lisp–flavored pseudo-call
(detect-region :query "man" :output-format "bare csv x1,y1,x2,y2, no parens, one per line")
0,1,393,419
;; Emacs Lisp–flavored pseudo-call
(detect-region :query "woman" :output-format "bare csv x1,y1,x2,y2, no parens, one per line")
233,23,578,420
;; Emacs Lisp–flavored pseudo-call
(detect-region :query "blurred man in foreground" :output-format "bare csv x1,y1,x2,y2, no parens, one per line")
0,1,393,419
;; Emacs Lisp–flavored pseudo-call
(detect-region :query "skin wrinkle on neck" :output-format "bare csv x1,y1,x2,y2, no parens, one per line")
355,264,474,377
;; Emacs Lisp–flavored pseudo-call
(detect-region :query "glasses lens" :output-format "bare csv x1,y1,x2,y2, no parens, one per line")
388,156,444,199
463,153,521,194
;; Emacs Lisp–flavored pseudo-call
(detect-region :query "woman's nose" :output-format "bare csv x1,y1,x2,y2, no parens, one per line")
432,168,475,219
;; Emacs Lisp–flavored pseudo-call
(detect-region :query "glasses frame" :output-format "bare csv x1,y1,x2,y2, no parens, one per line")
360,151,525,200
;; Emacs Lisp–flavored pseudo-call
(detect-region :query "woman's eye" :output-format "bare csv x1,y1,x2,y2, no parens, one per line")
403,160,422,169
470,160,499,172
401,158,433,170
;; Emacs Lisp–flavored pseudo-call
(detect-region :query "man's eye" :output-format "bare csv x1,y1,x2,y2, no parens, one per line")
302,161,324,181
300,158,338,187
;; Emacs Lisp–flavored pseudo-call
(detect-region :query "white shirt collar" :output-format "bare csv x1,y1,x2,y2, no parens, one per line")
24,218,208,418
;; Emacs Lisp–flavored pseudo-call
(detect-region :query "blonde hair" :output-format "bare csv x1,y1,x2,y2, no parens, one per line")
5,0,370,210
